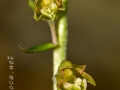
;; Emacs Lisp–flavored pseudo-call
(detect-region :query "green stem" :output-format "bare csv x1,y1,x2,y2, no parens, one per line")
53,11,68,90
47,0,68,89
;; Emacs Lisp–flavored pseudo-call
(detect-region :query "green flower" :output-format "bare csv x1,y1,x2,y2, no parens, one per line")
32,0,65,21
55,60,96,90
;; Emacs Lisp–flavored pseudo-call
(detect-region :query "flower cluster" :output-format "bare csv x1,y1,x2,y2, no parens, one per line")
33,0,65,21
55,60,96,90
63,78,87,90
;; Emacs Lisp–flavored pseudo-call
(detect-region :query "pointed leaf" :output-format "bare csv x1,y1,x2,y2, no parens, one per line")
81,72,96,86
18,43,57,53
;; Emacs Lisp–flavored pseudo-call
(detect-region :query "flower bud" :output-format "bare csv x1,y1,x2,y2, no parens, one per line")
41,0,53,7
64,69,73,77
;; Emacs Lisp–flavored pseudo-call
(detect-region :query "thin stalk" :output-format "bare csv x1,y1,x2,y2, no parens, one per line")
48,21,58,45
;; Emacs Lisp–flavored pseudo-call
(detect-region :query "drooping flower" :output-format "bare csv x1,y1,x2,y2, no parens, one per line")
33,0,65,21
55,60,96,90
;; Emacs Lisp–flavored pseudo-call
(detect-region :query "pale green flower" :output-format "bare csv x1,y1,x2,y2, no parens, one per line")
33,0,65,21
55,60,96,90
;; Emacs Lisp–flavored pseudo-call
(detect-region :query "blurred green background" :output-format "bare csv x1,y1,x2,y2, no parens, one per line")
0,0,120,90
